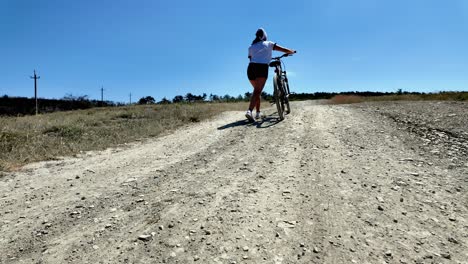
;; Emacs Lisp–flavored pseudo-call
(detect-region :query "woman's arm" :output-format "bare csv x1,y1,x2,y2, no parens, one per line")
274,44,295,54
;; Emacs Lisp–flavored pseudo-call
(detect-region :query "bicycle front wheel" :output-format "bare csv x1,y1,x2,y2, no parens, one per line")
282,78,291,114
273,75,284,120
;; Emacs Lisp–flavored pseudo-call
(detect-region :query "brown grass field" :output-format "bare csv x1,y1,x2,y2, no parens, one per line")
0,102,247,171
330,91,468,104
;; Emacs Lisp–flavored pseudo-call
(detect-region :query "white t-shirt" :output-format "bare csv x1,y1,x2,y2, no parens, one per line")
248,41,276,64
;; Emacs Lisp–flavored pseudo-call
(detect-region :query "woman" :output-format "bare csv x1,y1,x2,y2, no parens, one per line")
246,28,295,122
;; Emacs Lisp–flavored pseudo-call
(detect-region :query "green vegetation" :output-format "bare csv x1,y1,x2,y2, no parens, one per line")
0,92,258,116
0,102,247,171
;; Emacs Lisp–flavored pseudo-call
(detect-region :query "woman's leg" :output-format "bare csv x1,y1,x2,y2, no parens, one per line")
255,93,261,113
248,80,256,111
248,77,267,111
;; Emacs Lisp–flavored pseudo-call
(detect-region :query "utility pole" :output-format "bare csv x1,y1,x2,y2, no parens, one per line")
129,93,132,105
30,70,40,115
100,86,104,106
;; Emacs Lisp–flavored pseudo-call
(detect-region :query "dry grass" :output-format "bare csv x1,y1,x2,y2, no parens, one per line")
0,102,247,171
329,95,364,104
329,92,468,105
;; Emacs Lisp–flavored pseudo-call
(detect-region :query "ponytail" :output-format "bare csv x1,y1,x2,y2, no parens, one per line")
251,28,267,45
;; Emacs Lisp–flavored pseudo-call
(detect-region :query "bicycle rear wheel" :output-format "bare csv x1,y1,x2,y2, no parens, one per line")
273,75,284,120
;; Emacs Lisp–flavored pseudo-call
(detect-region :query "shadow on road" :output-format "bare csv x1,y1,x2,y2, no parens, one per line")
255,114,281,128
217,119,255,130
217,113,281,130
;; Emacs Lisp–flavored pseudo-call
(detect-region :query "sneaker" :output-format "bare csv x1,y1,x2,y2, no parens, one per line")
255,111,264,119
245,110,255,122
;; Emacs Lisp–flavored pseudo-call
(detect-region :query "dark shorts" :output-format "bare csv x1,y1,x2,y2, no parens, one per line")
247,63,269,80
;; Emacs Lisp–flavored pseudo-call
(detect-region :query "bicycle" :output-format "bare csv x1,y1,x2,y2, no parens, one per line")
269,52,295,120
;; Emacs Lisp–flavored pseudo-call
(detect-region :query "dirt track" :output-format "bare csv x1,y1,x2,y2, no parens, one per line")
1,101,467,264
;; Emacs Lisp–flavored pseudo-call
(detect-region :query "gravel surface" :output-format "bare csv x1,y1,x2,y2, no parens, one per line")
0,100,466,264
352,101,468,167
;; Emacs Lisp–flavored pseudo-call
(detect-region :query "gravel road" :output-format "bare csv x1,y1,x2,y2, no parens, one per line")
1,100,466,264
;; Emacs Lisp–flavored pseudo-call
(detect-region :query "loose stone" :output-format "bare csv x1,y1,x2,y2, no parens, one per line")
138,235,152,241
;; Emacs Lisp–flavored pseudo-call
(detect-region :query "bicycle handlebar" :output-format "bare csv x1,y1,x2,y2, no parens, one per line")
271,51,297,60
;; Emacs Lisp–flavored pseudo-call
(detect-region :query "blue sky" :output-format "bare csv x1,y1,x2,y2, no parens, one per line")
1,0,467,103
